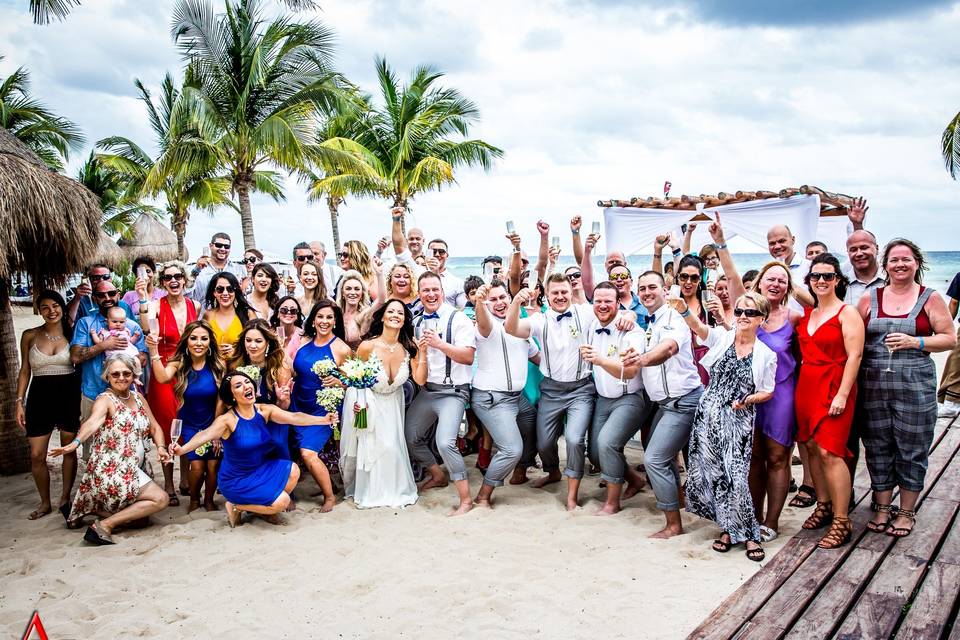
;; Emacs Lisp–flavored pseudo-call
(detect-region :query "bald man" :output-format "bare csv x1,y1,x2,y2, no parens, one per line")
844,229,884,304
407,227,425,260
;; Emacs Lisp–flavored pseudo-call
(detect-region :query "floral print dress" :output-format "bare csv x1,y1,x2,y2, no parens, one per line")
68,393,153,525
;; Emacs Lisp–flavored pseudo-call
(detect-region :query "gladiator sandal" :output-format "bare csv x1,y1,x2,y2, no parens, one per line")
802,501,833,530
818,516,852,549
886,509,917,538
866,502,897,533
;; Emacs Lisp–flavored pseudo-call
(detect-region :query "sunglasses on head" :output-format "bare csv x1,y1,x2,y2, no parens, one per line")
160,273,185,283
733,307,764,318
212,242,231,250
244,256,259,264
215,285,235,294
295,255,314,262
278,307,298,316
109,370,134,379
89,273,112,282
431,248,448,256
93,290,119,298
676,273,700,283
807,272,837,282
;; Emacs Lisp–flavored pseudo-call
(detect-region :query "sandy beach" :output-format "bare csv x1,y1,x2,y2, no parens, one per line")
0,307,886,638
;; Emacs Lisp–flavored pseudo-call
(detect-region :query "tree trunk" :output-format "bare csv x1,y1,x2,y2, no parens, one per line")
393,194,408,235
236,179,257,250
0,288,30,475
327,195,342,254
172,211,189,261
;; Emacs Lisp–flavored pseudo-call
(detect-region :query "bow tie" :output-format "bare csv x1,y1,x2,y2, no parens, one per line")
595,327,611,335
422,312,440,320
555,311,572,321
641,314,656,326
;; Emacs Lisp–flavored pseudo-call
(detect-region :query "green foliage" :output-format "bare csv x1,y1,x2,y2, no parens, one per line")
76,152,161,239
942,110,960,180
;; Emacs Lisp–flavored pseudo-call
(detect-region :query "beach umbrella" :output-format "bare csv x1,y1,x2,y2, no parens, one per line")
0,126,102,474
117,214,180,263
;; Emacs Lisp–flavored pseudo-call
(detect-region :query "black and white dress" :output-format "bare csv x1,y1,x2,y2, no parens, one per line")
685,344,759,545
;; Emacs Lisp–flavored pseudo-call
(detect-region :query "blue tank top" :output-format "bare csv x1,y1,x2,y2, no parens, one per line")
292,337,336,416
178,365,218,429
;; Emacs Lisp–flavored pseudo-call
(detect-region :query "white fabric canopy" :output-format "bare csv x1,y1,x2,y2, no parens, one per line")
602,207,698,255
698,194,821,258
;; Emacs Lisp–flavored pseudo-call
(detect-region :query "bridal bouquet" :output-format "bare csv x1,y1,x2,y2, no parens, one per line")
316,387,345,439
338,356,382,430
311,358,339,379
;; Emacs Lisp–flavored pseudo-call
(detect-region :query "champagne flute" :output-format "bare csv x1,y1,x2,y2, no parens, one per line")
592,221,601,235
882,334,895,373
170,419,183,445
506,220,516,235
551,235,560,250
147,317,159,336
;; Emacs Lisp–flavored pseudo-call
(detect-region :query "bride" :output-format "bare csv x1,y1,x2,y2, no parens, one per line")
340,299,427,508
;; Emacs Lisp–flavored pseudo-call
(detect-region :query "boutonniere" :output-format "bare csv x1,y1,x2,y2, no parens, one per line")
569,325,580,338
606,344,619,357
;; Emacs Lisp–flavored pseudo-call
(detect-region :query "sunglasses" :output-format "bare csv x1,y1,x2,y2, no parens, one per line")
338,252,350,259
431,248,448,257
109,370,134,379
212,242,231,250
215,285,235,294
566,272,582,279
160,273,185,282
89,273,112,282
93,290,119,299
244,256,260,264
676,273,700,283
295,255,314,262
733,308,765,318
807,272,838,282
608,273,631,282
278,307,298,316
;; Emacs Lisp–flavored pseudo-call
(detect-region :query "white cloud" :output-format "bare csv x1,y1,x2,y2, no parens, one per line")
2,0,959,261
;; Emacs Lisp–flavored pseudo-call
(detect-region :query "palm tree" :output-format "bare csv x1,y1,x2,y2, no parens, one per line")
942,110,960,180
0,57,85,170
75,152,161,239
28,0,317,24
167,0,345,249
97,73,234,259
309,57,503,234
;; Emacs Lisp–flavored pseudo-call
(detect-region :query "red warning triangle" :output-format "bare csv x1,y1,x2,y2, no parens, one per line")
21,611,49,640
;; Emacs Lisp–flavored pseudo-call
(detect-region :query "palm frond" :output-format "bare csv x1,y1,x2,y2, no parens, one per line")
30,0,81,24
942,110,960,180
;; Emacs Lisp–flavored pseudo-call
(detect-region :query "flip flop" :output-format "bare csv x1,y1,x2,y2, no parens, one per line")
83,521,115,546
760,525,778,543
167,492,180,507
789,485,816,508
712,534,732,553
746,545,765,562
28,507,52,520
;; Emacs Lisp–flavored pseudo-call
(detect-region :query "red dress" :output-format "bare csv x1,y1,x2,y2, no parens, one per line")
147,297,197,443
795,305,857,458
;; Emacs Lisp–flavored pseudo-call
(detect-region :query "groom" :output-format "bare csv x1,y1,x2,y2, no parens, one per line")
406,272,477,516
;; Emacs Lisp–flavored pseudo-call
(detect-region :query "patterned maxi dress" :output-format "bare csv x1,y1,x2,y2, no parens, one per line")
686,345,760,544
68,393,153,525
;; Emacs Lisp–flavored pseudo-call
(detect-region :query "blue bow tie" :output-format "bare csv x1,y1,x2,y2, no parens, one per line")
555,311,572,321
422,312,440,320
641,313,656,326
595,327,611,335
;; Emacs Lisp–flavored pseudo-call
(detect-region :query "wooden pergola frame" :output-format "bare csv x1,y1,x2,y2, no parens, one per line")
597,185,855,221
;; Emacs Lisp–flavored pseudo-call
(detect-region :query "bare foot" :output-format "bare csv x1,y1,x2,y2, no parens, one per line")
509,468,530,485
285,498,297,512
188,500,201,513
28,504,52,520
596,503,620,516
566,499,580,512
419,475,449,491
649,525,683,539
623,476,645,500
474,497,493,509
320,496,336,513
448,501,474,517
531,471,562,489
261,513,283,525
203,502,220,512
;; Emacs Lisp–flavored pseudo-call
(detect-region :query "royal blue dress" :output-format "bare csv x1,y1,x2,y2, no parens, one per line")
218,408,293,506
256,368,290,460
179,365,219,461
291,338,336,453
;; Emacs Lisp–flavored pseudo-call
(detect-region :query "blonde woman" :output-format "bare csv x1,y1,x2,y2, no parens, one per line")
386,263,420,311
337,264,385,352
338,240,381,303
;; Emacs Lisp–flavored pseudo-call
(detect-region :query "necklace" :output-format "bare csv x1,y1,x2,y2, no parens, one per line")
43,331,63,342
377,339,399,353
112,390,132,401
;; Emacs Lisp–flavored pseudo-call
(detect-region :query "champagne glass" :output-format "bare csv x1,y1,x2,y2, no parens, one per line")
276,323,286,343
147,317,159,336
201,246,210,258
882,334,895,373
170,419,183,445
592,221,601,235
506,220,516,235
551,236,560,250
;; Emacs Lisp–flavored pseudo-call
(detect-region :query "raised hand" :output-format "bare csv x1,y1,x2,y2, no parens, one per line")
536,220,550,237
585,233,600,251
655,234,670,252
426,257,440,272
514,287,533,306
391,205,405,220
506,232,522,250
848,197,868,228
684,222,697,235
474,284,491,304
548,246,561,263
134,276,148,299
570,215,582,232
372,256,384,273
708,219,726,244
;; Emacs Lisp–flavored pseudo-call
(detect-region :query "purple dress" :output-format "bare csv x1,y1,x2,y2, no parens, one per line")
755,320,797,447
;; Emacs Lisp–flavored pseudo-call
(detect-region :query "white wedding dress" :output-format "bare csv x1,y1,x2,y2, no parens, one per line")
340,354,419,508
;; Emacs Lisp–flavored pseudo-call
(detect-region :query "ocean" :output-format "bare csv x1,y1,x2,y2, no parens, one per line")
442,251,960,296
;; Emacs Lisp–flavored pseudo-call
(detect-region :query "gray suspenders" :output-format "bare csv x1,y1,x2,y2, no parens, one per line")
542,307,586,380
499,328,514,392
414,309,460,386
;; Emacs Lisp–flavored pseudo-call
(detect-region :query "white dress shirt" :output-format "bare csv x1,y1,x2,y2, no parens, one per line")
189,261,247,304
843,265,885,305
640,304,702,402
473,318,539,392
439,270,466,309
527,303,594,382
700,327,777,394
415,303,476,386
590,321,646,398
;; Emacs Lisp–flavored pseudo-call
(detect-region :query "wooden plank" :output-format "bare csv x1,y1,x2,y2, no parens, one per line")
686,538,816,640
933,511,960,568
926,442,960,504
894,562,960,640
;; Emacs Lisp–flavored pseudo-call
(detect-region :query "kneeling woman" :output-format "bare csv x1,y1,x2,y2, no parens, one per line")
679,291,777,561
171,371,338,526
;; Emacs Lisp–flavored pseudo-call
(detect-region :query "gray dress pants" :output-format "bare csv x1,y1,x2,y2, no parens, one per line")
646,387,703,511
587,391,651,485
536,377,596,479
405,384,470,482
471,389,537,487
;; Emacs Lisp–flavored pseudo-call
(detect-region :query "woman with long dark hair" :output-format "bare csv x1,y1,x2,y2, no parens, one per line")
16,290,80,520
290,300,351,511
271,296,304,361
147,320,226,512
676,254,716,384
340,299,427,508
248,262,281,321
203,271,256,360
295,259,327,318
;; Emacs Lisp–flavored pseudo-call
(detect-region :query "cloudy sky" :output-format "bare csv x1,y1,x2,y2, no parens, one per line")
2,0,959,259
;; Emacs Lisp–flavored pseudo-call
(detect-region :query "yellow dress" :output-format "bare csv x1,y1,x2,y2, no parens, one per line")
211,313,244,350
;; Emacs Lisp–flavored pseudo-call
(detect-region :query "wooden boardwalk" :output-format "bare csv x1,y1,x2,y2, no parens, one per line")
688,416,960,640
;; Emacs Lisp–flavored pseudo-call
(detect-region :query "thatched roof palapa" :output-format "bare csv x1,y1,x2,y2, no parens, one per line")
0,127,102,293
94,230,126,270
118,214,180,263
597,185,856,220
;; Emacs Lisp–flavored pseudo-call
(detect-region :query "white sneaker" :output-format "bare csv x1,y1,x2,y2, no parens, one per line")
938,401,960,418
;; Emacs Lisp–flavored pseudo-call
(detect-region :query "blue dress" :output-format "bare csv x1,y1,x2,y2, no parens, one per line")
218,408,293,506
291,338,336,453
179,365,219,461
256,368,290,460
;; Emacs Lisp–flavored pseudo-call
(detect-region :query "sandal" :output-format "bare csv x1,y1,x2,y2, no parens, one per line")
745,542,765,562
886,508,917,538
759,525,778,543
866,502,897,533
712,534,732,553
789,484,817,508
28,507,52,520
167,492,180,507
818,516,852,549
802,501,833,530
83,520,115,546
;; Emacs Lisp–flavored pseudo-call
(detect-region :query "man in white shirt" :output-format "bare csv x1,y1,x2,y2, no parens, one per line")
426,238,466,308
188,232,247,305
390,207,427,279
309,240,344,293
471,281,541,506
581,282,651,515
623,271,703,538
505,273,596,511
405,272,477,516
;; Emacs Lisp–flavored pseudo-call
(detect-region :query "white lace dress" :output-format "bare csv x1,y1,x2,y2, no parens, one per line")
340,354,419,508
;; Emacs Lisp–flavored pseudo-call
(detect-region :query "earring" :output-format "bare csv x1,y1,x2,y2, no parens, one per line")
207,347,213,356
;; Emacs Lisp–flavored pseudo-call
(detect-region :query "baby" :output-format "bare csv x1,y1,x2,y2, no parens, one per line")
91,306,141,359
